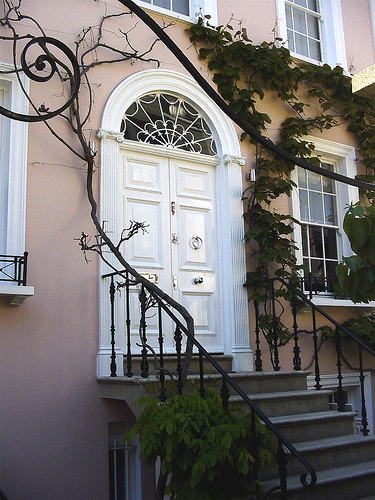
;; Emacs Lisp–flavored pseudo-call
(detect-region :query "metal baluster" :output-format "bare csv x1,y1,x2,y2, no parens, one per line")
291,291,301,371
358,345,369,435
125,271,133,378
312,307,321,390
251,408,259,483
199,351,205,398
174,325,183,395
254,299,263,372
23,252,28,286
158,304,166,402
276,438,288,500
109,275,117,377
271,281,280,371
139,285,149,378
221,376,229,411
334,327,345,412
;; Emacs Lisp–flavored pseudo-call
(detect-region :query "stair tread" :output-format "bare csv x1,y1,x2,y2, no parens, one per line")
230,389,332,402
293,433,375,454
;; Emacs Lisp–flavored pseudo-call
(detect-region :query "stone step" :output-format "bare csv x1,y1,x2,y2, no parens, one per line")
230,389,332,417
124,353,234,376
262,460,375,500
271,410,358,443
263,434,375,479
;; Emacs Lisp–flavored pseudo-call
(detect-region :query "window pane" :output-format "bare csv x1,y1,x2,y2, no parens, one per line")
154,0,171,8
309,226,323,257
309,191,324,223
173,0,189,15
307,171,322,191
294,9,307,34
299,189,309,221
286,4,293,28
298,167,307,188
295,0,307,7
301,224,309,256
324,194,336,225
324,227,338,259
326,260,338,291
295,33,309,56
307,13,319,38
309,38,321,60
308,0,318,12
287,29,295,52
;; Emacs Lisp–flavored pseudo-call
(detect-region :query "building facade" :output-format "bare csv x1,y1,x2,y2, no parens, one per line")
1,0,375,498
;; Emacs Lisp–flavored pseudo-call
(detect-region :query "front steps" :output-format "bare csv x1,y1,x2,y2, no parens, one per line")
98,363,375,499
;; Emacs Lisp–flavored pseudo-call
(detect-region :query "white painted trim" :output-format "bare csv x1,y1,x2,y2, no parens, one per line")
291,136,358,306
276,0,347,71
98,69,251,375
0,63,29,256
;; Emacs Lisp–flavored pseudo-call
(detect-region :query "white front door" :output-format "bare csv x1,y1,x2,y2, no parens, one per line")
120,145,222,354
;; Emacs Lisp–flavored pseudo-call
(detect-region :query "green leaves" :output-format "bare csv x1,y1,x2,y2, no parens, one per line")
126,389,276,500
336,202,375,302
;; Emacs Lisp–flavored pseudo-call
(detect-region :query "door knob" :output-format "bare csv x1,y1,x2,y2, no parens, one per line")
193,277,203,285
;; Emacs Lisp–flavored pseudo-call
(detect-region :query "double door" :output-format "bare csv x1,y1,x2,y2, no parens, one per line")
121,148,221,353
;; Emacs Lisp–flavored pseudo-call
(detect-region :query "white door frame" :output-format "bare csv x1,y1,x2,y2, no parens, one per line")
97,69,252,375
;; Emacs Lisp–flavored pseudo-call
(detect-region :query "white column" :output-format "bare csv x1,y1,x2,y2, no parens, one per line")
221,155,253,371
97,131,125,377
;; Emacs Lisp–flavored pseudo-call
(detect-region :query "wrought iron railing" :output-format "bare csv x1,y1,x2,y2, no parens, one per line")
0,252,28,285
248,277,375,437
103,269,317,499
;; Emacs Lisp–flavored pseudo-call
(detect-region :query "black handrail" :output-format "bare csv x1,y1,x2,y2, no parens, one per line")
102,268,317,499
0,252,28,285
248,276,375,436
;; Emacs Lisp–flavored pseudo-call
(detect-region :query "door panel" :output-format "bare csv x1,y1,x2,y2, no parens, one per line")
121,150,221,353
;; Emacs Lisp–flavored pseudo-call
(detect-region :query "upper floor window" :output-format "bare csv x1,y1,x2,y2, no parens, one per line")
285,0,322,61
276,0,348,70
136,0,217,23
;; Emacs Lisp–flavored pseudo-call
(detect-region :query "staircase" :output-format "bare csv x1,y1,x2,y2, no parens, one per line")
99,359,375,499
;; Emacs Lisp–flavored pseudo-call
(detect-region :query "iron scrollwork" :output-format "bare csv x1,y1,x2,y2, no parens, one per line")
0,36,80,122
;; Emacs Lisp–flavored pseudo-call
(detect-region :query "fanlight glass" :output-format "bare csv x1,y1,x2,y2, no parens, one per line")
121,93,217,156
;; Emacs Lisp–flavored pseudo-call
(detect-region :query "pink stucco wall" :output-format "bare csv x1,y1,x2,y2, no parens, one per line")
1,1,375,498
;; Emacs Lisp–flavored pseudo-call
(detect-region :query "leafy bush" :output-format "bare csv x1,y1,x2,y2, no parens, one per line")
125,388,276,500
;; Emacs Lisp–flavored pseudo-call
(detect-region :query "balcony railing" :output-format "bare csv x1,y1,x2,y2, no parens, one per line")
0,252,28,285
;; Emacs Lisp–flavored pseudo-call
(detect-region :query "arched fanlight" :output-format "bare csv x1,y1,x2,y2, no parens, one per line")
121,93,217,156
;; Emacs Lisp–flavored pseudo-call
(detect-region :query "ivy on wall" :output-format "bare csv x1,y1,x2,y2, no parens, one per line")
188,17,375,308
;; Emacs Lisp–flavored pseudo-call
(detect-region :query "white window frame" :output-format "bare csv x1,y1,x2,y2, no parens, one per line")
135,0,217,25
290,136,363,307
276,0,347,71
0,63,34,305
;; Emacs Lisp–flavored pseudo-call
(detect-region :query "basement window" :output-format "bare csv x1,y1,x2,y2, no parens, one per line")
108,422,141,500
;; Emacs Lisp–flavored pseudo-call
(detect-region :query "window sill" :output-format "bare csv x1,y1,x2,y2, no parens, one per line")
302,295,375,310
0,284,34,305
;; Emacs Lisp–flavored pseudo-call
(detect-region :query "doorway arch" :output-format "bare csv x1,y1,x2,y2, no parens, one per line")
97,69,252,375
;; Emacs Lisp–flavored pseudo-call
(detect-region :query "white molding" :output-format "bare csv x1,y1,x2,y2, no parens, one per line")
276,0,347,70
0,63,29,256
0,284,34,305
98,69,251,375
291,136,358,306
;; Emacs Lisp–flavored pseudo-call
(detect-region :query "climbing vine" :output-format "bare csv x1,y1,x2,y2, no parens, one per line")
188,16,375,351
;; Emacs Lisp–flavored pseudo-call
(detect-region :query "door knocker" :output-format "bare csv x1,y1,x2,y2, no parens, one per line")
191,234,203,250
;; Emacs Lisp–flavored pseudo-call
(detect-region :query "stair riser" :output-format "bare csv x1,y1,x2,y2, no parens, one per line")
234,392,330,417
274,415,357,443
265,441,375,478
124,355,233,375
279,473,375,500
